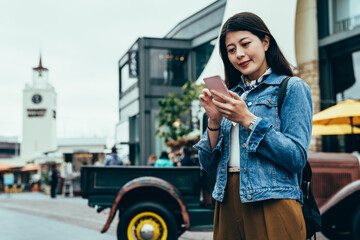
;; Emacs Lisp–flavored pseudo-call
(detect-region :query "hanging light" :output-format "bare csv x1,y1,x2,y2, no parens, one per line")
173,119,181,128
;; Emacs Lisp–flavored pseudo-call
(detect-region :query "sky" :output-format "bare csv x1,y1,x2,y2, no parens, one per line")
0,0,216,141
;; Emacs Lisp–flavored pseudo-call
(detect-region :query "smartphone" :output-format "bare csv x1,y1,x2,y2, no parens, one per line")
203,75,231,103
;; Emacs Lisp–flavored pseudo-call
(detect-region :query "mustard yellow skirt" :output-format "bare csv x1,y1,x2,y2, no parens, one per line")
213,172,306,240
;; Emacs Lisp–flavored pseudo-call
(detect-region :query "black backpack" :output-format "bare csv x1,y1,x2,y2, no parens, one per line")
278,77,322,240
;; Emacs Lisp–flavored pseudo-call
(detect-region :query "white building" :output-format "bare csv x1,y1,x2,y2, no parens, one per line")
21,58,57,161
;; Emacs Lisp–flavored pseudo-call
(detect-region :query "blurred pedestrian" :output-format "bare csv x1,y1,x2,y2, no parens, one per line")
104,145,123,166
194,12,312,240
50,164,59,198
169,153,176,165
177,146,191,166
154,151,174,167
147,154,157,166
123,160,131,166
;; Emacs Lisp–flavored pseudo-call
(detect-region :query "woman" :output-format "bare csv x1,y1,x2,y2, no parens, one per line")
154,151,174,167
194,12,312,240
147,154,157,166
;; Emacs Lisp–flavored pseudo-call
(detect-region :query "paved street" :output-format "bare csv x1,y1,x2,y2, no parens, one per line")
0,208,115,240
0,192,212,240
0,192,327,240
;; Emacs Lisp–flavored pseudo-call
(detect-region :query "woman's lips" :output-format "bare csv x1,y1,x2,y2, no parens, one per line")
239,60,250,68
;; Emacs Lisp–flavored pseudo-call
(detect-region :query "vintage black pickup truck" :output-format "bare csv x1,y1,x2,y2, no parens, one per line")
81,166,216,240
81,152,360,240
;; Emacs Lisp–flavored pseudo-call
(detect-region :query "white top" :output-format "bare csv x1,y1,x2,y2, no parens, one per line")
228,68,273,168
228,124,240,167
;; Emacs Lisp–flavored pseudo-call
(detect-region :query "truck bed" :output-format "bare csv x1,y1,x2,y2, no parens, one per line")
81,166,202,208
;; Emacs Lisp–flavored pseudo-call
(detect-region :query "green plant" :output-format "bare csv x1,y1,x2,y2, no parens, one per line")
41,174,50,186
156,80,204,142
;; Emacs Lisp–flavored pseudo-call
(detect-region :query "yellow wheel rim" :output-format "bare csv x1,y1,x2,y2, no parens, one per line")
127,211,168,240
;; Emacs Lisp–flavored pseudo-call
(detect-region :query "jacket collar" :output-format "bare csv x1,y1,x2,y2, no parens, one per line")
230,72,288,92
261,72,288,85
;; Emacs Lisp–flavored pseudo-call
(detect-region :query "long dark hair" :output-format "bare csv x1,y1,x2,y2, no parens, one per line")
219,12,293,89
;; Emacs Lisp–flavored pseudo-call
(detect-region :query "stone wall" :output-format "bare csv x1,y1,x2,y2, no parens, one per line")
297,60,322,152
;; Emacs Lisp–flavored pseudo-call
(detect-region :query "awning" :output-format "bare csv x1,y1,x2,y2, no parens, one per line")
20,163,40,172
0,162,16,172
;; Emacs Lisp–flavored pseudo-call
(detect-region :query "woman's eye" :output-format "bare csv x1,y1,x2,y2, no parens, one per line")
228,48,235,53
242,42,250,47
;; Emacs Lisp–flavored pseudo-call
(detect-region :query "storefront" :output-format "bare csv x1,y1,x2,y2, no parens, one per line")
317,0,360,152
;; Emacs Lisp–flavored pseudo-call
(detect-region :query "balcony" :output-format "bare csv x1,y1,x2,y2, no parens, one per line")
334,14,360,34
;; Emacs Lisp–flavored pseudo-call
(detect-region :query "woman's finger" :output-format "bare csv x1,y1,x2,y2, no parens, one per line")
202,88,212,97
213,100,232,115
228,91,241,100
216,109,232,119
212,98,229,110
200,92,212,102
217,108,231,116
211,90,233,102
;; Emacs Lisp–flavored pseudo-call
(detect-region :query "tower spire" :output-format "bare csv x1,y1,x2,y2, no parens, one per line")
32,54,49,84
39,55,43,68
33,55,48,71
33,54,48,78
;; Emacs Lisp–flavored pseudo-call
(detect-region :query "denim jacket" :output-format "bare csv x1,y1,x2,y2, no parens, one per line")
194,73,313,203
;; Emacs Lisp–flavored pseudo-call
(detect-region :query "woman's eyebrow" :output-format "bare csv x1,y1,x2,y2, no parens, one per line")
226,36,250,48
239,36,249,42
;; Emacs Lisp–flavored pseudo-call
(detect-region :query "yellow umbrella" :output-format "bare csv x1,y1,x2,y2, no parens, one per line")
313,99,360,126
312,99,360,151
312,124,360,135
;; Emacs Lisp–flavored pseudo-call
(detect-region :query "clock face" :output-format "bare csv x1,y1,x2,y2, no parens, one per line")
32,94,42,104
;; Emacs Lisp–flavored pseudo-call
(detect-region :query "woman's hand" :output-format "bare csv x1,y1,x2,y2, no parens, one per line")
199,89,223,126
211,90,255,128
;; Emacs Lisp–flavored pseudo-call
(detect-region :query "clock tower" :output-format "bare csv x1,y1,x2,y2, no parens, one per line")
21,57,57,160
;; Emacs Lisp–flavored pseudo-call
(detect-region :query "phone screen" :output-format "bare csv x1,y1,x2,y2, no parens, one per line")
203,75,230,103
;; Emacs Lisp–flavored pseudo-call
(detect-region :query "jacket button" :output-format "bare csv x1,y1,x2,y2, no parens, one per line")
247,195,252,200
243,168,247,173
242,143,247,149
248,102,252,107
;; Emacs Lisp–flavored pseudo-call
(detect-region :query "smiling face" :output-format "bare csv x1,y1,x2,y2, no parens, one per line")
225,31,270,80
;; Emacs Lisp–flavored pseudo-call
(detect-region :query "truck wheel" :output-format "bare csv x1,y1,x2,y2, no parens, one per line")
353,207,360,240
117,201,178,240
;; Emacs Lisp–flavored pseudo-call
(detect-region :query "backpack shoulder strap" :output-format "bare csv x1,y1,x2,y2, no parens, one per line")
277,76,291,118
303,161,312,182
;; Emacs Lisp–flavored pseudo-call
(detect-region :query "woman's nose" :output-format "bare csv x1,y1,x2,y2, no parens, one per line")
236,48,245,58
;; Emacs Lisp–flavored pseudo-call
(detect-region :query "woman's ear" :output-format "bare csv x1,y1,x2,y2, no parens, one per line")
263,35,270,51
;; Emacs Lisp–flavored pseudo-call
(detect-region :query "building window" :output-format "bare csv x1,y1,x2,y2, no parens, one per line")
116,121,130,162
149,48,189,86
154,117,169,158
330,0,360,34
120,63,137,93
129,115,139,142
195,39,216,79
336,50,360,101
